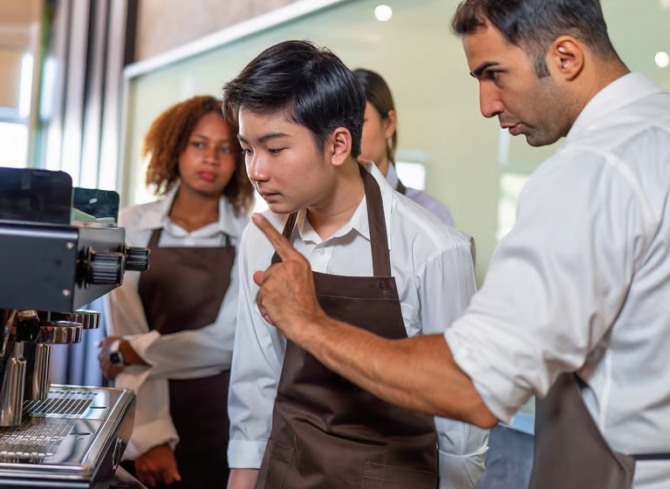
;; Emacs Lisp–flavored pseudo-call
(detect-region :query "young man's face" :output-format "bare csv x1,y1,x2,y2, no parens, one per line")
238,107,337,214
462,20,569,147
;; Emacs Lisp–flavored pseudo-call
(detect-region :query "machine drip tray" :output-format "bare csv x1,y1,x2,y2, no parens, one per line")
23,389,96,418
0,385,135,488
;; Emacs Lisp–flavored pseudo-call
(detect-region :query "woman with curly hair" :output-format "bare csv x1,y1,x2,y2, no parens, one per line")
99,95,253,488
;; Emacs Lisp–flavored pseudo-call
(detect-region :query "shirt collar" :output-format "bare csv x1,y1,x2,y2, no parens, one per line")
568,73,664,139
294,161,394,247
385,162,400,188
136,184,244,238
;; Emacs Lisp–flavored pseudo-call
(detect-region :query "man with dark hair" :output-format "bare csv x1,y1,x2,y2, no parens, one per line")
223,40,487,489
250,2,670,488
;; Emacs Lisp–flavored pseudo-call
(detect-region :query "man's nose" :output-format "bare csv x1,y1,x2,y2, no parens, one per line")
480,85,504,119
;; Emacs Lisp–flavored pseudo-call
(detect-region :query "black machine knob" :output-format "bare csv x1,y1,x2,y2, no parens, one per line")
88,251,124,285
124,246,150,272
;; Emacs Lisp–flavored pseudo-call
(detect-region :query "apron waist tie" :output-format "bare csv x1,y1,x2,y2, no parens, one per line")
632,453,670,461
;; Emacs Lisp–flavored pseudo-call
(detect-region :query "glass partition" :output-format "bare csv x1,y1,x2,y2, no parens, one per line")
121,0,670,287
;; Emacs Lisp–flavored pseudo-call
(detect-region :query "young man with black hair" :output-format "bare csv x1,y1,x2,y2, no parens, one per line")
250,2,670,488
223,40,488,489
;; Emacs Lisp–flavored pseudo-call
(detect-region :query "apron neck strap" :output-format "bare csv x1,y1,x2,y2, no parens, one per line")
272,164,391,277
147,228,162,248
395,178,407,195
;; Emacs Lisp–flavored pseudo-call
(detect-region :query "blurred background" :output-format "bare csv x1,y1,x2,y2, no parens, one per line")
1,1,669,485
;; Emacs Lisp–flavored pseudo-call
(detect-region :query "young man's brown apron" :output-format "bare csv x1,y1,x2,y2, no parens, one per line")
255,166,438,489
529,372,670,488
136,227,235,489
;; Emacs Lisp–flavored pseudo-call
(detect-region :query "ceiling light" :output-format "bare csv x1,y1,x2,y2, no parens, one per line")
374,5,393,22
655,51,670,68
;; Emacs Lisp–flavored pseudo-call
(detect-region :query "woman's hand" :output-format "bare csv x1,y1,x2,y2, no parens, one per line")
97,336,149,380
97,336,125,380
135,443,181,487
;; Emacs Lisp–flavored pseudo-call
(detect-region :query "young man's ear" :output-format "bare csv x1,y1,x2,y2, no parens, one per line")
329,127,353,166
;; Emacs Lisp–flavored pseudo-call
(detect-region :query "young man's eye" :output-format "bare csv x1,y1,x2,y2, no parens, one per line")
241,148,253,157
268,148,284,155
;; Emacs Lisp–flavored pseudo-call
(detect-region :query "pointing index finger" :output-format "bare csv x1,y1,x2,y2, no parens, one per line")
252,213,298,261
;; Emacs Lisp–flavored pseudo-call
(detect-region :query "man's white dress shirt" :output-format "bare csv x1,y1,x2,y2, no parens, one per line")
229,162,488,488
446,73,670,488
105,186,249,459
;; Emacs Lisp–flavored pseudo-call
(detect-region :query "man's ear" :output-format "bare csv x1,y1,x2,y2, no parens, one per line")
548,35,584,81
329,127,353,167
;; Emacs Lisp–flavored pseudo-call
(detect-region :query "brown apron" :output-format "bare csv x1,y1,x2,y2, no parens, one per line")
529,373,642,488
395,178,408,195
256,166,438,489
137,227,235,488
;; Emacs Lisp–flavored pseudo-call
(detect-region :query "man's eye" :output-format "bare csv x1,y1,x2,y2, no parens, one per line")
241,148,253,156
268,148,284,155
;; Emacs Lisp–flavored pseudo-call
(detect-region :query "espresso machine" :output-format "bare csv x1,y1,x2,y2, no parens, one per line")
0,167,148,488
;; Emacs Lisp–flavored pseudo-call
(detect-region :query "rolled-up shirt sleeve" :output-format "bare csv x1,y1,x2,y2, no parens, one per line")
445,150,653,423
227,224,285,468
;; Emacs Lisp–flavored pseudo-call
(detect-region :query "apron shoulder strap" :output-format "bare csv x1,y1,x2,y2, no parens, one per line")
269,165,392,278
271,213,298,265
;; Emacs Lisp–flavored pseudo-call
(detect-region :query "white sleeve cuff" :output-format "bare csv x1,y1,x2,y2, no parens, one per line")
122,417,179,461
227,440,268,468
438,443,488,489
445,328,518,423
126,330,161,363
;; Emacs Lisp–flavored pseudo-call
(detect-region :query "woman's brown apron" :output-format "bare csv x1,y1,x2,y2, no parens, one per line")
255,167,438,489
137,227,235,489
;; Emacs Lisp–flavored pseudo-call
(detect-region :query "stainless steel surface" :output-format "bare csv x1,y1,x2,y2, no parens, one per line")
0,308,82,426
36,322,82,344
27,344,50,401
0,343,26,427
67,310,100,329
0,385,135,482
39,310,101,330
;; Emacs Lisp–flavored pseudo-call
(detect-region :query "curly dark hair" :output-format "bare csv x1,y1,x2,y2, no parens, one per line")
143,95,254,215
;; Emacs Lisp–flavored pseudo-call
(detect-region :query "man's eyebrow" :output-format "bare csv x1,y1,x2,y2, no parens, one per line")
237,132,289,145
471,61,500,78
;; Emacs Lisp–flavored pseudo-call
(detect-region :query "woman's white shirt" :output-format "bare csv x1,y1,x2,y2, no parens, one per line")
105,185,249,459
